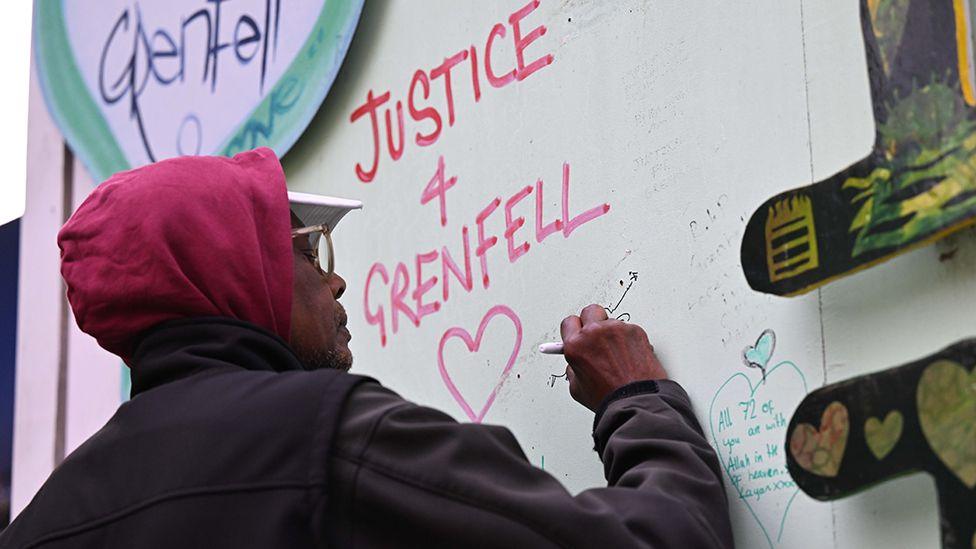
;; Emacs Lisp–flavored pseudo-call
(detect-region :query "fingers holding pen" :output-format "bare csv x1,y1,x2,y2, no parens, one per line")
552,303,667,411
564,364,582,404
579,304,608,326
561,304,609,337
561,305,607,406
565,305,618,359
560,313,581,341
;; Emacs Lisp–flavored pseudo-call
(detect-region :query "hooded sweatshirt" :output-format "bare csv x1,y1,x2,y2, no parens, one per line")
6,148,734,548
57,147,293,364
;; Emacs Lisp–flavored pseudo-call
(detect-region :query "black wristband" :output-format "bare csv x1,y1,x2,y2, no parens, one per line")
592,379,660,436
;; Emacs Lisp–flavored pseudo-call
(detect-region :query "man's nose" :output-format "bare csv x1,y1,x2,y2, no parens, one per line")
328,272,346,299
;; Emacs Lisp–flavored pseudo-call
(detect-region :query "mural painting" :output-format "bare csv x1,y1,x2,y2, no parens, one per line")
742,0,976,296
786,340,976,549
33,0,364,183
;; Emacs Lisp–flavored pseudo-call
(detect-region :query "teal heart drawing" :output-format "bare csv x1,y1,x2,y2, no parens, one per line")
34,0,364,182
743,329,776,378
709,360,809,548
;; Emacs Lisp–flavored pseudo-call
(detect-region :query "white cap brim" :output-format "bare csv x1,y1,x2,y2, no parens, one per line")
288,191,363,231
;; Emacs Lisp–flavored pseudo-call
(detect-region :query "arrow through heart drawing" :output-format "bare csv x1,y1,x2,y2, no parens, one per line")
438,305,523,423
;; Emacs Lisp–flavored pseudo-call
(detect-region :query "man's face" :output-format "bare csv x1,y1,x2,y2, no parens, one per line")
289,214,353,371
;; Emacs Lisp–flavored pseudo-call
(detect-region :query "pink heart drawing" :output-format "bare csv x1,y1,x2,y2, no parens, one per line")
438,305,523,423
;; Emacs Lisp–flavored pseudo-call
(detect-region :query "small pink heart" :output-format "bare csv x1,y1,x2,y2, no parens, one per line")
438,305,523,423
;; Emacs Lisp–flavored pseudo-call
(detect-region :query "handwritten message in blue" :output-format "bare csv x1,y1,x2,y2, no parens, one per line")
709,361,808,548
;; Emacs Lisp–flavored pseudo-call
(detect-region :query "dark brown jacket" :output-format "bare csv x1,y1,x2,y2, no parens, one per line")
0,318,733,548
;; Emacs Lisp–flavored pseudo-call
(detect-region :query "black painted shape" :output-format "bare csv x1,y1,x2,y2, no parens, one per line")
741,0,976,296
786,339,976,549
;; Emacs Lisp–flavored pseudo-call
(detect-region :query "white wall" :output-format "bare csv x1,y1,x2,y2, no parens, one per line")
14,1,974,547
13,62,120,516
13,60,65,516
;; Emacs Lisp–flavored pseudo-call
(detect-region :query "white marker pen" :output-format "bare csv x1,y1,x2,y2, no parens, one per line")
538,342,564,354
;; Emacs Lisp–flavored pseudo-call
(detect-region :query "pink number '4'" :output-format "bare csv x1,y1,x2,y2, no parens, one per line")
421,156,458,227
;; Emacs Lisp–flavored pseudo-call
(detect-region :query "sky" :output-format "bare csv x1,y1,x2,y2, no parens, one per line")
0,3,32,227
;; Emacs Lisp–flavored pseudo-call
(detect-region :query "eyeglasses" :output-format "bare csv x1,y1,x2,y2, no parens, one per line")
290,224,335,276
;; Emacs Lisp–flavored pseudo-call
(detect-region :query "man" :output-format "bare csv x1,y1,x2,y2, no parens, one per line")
0,148,733,548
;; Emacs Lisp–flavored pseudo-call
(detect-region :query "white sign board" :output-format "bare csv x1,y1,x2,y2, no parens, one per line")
34,0,364,181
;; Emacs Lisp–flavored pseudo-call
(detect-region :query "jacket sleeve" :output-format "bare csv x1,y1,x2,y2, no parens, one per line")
325,379,734,548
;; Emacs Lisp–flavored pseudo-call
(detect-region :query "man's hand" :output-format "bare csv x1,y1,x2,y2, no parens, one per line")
560,304,667,411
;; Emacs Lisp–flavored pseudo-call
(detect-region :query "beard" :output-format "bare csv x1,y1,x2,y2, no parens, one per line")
294,344,353,372
290,302,354,372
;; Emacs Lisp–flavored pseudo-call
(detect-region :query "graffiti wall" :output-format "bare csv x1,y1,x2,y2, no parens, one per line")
16,1,976,548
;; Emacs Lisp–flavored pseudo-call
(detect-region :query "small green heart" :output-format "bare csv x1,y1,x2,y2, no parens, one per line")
743,330,775,370
917,360,976,488
865,410,903,460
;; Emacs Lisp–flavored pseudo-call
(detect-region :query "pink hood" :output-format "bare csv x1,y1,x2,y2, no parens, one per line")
58,148,294,365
